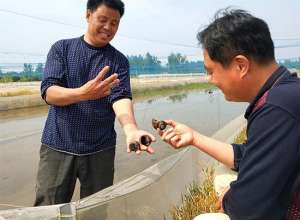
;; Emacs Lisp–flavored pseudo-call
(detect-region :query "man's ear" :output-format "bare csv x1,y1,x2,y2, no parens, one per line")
86,9,91,21
233,55,250,79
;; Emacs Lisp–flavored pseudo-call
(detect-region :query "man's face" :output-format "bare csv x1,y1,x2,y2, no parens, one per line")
86,4,120,47
203,49,243,101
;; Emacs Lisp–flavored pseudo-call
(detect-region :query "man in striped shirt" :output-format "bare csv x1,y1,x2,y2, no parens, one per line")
34,0,155,206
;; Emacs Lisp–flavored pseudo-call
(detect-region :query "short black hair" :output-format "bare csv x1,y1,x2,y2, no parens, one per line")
197,8,275,67
87,0,125,17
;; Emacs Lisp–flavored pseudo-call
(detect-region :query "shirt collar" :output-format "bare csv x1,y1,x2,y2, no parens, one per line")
245,66,289,119
80,35,110,51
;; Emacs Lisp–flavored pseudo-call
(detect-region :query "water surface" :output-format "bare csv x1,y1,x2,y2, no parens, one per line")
0,90,247,209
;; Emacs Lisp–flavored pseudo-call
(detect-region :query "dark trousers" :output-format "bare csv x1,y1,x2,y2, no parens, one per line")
34,144,115,206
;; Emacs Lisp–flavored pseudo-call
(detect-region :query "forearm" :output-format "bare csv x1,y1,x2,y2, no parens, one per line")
192,131,234,168
45,85,84,106
113,98,138,135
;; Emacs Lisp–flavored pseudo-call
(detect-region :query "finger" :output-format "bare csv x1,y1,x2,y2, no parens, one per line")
165,132,177,141
95,66,110,82
102,90,111,97
99,79,119,95
102,80,121,94
110,79,120,89
139,145,154,154
170,135,180,144
161,128,174,140
164,119,177,127
146,146,155,154
215,201,221,210
139,145,148,151
101,73,119,86
99,83,114,94
105,77,120,88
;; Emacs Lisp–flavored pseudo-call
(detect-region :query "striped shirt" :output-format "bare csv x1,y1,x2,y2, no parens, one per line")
41,36,132,155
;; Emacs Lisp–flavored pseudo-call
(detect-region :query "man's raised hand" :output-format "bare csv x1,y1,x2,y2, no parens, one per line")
79,66,120,100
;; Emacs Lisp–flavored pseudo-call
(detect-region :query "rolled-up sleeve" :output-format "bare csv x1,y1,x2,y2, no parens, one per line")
109,59,132,104
40,41,66,100
232,143,245,172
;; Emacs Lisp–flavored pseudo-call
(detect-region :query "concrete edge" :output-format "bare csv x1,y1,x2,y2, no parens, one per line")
0,95,45,111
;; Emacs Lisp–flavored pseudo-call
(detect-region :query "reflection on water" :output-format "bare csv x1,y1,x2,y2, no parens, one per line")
204,88,214,94
147,99,153,104
132,89,246,136
0,90,217,122
0,105,49,123
167,93,188,103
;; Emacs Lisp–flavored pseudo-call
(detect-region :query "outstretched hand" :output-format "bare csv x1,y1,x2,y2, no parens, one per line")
79,66,120,100
126,129,156,155
159,120,195,149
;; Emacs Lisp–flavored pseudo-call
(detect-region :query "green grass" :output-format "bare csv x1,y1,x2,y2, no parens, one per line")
233,128,247,144
170,168,218,220
171,128,247,220
0,82,214,98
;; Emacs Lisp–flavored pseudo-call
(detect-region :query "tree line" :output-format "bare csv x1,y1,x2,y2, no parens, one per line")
0,63,44,83
1,53,299,83
279,58,300,69
0,53,206,83
128,52,205,75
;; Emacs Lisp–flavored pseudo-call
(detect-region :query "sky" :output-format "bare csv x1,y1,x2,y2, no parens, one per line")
0,0,300,64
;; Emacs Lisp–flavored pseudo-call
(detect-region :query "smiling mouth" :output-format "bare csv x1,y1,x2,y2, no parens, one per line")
99,32,111,39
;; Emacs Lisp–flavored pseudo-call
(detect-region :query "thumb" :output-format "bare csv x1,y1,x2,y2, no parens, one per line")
164,119,177,128
215,200,221,210
95,66,110,82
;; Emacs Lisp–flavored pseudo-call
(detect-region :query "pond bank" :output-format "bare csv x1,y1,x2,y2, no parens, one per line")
0,76,210,111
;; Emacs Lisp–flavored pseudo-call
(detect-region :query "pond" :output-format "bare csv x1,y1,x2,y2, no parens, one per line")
0,89,247,209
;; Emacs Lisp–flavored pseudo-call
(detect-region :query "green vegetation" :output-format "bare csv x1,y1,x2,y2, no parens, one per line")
171,128,247,220
0,82,213,98
279,59,300,69
170,168,218,220
132,82,215,100
128,52,205,75
0,53,205,83
0,63,44,83
1,56,300,83
233,128,247,144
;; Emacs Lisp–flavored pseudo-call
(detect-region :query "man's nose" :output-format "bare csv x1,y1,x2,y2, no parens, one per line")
103,23,111,30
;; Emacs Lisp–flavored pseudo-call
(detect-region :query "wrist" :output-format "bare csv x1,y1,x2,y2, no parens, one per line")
74,87,85,102
191,130,201,147
123,123,138,136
